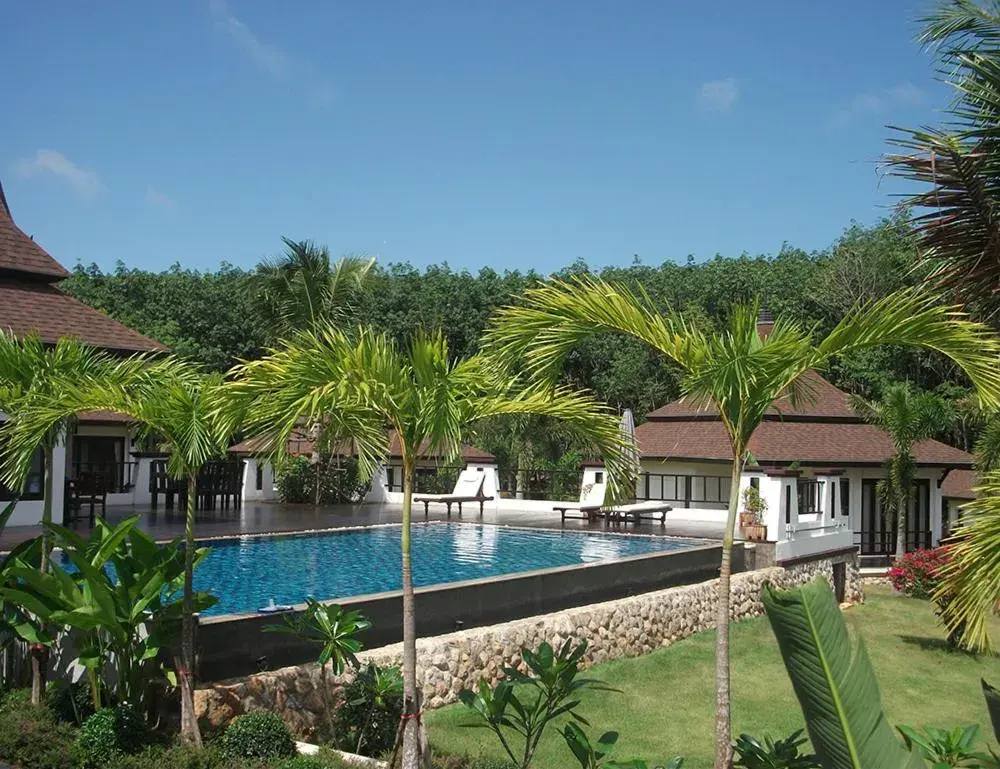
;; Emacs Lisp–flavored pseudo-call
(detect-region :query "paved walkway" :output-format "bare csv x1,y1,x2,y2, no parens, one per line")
0,501,725,550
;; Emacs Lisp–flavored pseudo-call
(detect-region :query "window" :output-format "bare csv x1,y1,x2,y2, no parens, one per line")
255,463,263,491
840,478,850,517
750,476,759,490
0,445,44,501
385,467,395,491
595,471,604,484
797,479,823,515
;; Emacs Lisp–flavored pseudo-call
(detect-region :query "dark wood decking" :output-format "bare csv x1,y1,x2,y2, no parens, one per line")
0,502,725,552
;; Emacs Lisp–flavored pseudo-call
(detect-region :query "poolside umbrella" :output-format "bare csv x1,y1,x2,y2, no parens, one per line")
620,408,640,498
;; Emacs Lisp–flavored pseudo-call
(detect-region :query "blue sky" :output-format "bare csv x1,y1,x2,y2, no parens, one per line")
1,1,949,274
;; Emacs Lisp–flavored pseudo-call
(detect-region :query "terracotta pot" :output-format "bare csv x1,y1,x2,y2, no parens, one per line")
739,511,757,527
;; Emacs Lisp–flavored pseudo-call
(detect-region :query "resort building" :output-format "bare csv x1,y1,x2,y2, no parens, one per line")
0,179,166,524
631,319,975,563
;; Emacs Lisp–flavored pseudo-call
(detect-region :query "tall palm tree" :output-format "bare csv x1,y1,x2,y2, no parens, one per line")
0,357,233,746
483,276,1000,769
0,331,144,705
225,326,632,769
935,470,1000,652
851,384,954,560
254,237,375,340
885,0,1000,313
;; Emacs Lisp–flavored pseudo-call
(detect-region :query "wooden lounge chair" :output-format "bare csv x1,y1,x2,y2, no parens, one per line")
553,482,607,524
605,500,672,525
413,468,494,517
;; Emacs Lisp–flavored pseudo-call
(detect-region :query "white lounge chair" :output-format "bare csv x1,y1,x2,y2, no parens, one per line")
605,499,672,526
552,482,607,524
413,468,494,517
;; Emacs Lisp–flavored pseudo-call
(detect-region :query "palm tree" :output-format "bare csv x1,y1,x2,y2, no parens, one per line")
0,331,144,705
483,276,1000,769
224,326,632,769
935,470,1000,653
884,0,1000,313
850,384,954,560
253,237,375,340
0,357,233,746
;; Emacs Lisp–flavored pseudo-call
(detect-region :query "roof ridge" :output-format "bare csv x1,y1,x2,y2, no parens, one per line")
0,177,72,280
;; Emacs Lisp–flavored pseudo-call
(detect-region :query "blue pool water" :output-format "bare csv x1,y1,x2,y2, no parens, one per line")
191,524,700,616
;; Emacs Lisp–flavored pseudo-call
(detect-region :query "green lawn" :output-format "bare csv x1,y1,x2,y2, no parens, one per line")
425,587,1000,769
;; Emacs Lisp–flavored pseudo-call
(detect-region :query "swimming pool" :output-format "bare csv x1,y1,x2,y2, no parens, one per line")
194,523,701,616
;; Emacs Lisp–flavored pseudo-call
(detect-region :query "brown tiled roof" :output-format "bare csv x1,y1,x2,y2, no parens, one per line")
941,469,977,500
0,181,70,280
0,280,166,353
647,371,856,421
636,416,973,468
77,410,132,423
230,428,495,463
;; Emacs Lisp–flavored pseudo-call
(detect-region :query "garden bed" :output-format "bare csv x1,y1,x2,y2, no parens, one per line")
425,587,1000,769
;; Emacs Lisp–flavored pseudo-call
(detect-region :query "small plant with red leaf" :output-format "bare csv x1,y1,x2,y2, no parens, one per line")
888,546,950,599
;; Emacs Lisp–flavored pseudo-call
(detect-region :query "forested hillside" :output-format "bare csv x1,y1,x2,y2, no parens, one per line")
63,213,958,421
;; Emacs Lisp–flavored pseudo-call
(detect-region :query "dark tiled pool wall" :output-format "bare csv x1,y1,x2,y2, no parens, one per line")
197,541,741,680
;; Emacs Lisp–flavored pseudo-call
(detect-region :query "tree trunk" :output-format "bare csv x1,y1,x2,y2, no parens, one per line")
400,460,424,769
31,444,55,706
713,458,743,769
177,473,203,747
894,487,908,561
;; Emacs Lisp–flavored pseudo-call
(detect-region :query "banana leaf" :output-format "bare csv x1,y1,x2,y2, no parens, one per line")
762,576,924,769
984,679,1000,744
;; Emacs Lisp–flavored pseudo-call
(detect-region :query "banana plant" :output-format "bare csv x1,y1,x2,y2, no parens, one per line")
1,517,216,712
762,577,925,769
896,724,988,768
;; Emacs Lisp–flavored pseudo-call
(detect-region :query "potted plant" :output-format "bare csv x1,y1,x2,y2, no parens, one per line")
740,486,768,541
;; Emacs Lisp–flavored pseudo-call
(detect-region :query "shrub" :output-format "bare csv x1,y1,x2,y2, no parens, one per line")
274,756,334,769
330,663,404,757
888,547,950,599
0,694,80,769
222,711,297,761
48,679,96,725
105,743,266,769
276,455,369,504
733,729,819,769
78,705,149,769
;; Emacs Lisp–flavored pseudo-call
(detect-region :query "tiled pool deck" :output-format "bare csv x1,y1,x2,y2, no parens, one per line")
0,501,726,551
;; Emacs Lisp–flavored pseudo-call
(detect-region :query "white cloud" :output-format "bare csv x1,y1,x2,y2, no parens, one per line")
15,149,101,198
209,0,334,106
210,0,288,78
697,78,739,113
145,186,176,210
889,82,925,106
833,83,926,127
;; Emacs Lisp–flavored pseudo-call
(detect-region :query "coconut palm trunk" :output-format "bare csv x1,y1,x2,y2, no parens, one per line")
895,479,908,561
30,438,56,706
399,454,424,769
177,472,202,747
713,455,743,768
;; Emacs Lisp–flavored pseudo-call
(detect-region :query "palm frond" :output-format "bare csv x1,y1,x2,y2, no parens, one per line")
483,276,704,385
935,469,1000,652
816,289,1000,406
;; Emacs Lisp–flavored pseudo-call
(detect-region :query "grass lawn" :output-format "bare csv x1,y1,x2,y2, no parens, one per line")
425,587,1000,769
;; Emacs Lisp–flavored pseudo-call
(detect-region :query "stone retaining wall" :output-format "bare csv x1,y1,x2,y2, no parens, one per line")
195,553,861,739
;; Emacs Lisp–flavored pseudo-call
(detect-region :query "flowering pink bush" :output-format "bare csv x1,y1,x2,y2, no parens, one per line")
889,547,950,599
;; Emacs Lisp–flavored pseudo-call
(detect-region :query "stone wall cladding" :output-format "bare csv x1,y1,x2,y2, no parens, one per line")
195,553,861,739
